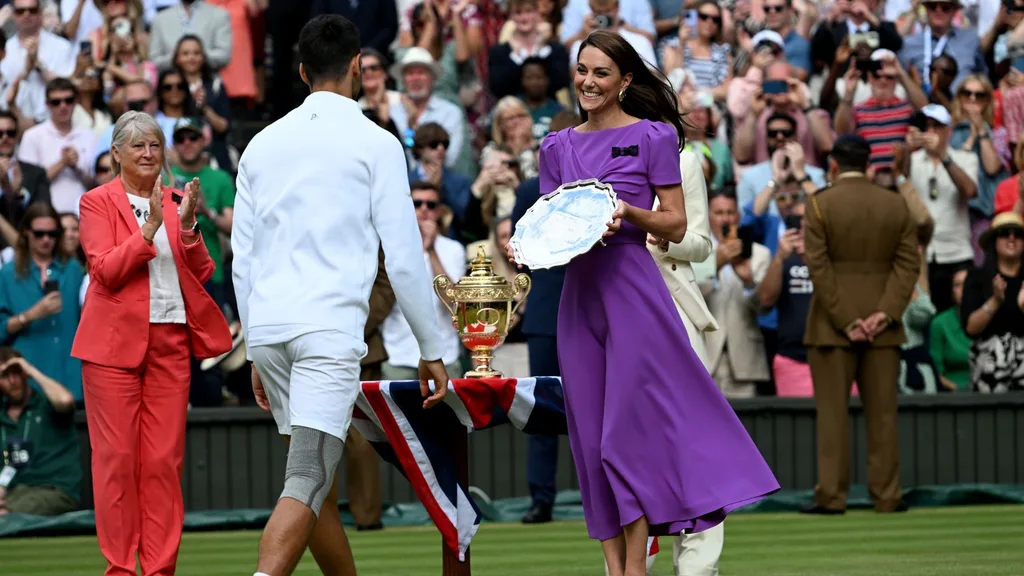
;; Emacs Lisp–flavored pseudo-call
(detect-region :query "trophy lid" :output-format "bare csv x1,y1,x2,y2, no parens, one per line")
458,247,511,288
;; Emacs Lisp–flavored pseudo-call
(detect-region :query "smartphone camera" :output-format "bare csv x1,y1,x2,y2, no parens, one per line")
784,214,803,230
594,14,614,29
44,279,60,294
855,59,882,74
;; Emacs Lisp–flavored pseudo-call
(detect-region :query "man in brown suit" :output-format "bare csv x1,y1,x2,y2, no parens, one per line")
291,249,395,574
802,135,919,515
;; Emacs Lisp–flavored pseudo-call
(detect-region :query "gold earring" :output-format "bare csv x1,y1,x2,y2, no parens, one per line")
618,88,626,101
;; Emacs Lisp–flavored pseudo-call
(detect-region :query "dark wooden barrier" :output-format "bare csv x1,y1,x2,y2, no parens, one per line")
74,393,1024,511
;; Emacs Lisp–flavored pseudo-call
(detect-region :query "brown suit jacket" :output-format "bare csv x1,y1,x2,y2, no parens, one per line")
802,175,920,348
363,248,397,366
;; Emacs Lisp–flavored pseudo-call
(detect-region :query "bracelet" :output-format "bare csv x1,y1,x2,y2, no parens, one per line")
18,313,26,326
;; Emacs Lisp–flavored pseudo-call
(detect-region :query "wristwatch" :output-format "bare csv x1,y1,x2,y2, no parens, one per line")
941,155,953,168
766,180,779,191
797,174,812,184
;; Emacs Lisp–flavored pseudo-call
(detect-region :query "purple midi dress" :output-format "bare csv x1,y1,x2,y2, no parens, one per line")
539,120,780,541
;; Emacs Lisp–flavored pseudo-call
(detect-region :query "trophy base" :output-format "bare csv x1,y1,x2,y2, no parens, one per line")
463,368,504,379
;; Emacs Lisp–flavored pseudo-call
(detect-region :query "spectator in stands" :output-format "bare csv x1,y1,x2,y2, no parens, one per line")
738,114,824,220
961,211,1024,392
17,78,96,215
467,144,521,244
357,48,401,138
396,0,477,107
559,0,655,48
389,47,469,173
567,0,657,66
993,141,1024,216
91,78,155,160
834,49,926,169
0,347,80,516
660,0,731,102
762,0,812,78
519,56,565,140
950,74,1011,258
0,201,85,402
79,0,148,62
0,0,77,124
904,104,979,312
899,0,985,91
92,149,112,184
701,190,771,398
153,68,197,145
71,59,112,138
0,110,50,248
898,227,939,394
206,0,258,102
488,0,569,101
821,38,910,113
310,0,397,56
380,181,465,381
485,96,538,179
173,34,232,173
149,0,232,71
73,111,231,576
168,116,232,311
408,122,472,240
681,91,731,192
812,0,902,61
928,54,958,108
98,13,157,101
58,210,84,265
929,267,973,391
399,0,485,57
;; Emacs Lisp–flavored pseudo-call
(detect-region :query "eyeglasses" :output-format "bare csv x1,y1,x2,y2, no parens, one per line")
14,7,39,16
96,165,112,174
763,4,786,13
959,89,989,101
125,99,148,111
698,13,722,24
924,2,955,12
361,64,383,73
776,191,804,204
31,229,59,239
413,199,439,210
47,96,75,107
425,139,449,149
0,129,16,139
768,129,795,139
174,132,202,144
996,227,1023,240
161,82,186,92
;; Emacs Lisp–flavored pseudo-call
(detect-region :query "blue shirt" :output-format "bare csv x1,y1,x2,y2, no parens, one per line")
741,200,786,331
0,258,85,401
900,27,986,92
737,161,826,219
784,29,812,74
949,122,1009,217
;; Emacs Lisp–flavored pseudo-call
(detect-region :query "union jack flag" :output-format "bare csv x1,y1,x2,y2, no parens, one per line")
351,377,660,563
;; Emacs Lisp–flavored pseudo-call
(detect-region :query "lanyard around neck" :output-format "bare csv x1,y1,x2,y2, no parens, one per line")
924,30,950,74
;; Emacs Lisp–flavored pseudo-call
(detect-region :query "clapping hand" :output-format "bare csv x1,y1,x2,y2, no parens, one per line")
180,177,200,229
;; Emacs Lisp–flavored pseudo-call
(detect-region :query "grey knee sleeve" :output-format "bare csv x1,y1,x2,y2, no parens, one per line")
280,426,344,518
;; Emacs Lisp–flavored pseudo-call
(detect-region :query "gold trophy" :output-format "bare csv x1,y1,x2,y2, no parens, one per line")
433,247,531,378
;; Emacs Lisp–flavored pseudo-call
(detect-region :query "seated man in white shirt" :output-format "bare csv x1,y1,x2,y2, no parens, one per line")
0,0,76,124
569,0,658,65
382,181,466,381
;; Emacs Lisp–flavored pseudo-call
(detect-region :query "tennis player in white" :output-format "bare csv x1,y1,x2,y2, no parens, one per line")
232,15,450,576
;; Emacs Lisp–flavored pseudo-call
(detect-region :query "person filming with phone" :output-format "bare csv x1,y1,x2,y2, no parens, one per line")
0,202,85,404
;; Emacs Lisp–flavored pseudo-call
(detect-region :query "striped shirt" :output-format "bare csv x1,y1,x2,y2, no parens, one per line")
852,97,913,168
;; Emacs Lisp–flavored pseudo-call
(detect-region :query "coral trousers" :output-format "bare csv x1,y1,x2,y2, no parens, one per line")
82,323,191,576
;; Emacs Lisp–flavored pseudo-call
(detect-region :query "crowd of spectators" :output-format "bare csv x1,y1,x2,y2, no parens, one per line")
3,0,1024,516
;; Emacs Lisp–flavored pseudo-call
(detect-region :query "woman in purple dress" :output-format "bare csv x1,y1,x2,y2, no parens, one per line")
507,31,779,575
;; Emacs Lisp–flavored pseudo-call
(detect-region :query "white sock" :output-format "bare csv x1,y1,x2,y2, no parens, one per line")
255,573,272,576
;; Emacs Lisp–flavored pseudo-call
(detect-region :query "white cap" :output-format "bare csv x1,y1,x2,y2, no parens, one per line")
694,91,715,109
870,48,897,61
921,103,951,126
751,30,785,51
390,47,443,79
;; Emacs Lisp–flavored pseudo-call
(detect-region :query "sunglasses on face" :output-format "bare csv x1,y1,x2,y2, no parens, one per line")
361,64,383,73
698,12,722,24
996,227,1023,239
931,66,956,77
31,229,59,239
14,7,39,16
413,199,439,210
425,139,449,149
872,72,898,80
125,99,148,111
96,164,111,174
0,129,16,139
47,96,75,107
776,192,804,203
924,3,955,12
763,4,786,13
161,82,186,92
503,159,519,168
174,132,201,144
959,89,989,100
768,129,795,139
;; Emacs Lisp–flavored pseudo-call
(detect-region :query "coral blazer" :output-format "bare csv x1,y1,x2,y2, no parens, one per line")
71,178,233,369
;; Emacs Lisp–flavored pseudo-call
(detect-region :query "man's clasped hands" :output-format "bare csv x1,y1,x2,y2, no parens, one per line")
843,312,892,343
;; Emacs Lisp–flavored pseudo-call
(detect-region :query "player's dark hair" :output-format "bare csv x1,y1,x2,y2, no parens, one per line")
298,15,362,86
830,134,872,173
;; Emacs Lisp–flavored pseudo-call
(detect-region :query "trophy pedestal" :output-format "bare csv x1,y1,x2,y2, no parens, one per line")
440,421,471,576
464,349,502,379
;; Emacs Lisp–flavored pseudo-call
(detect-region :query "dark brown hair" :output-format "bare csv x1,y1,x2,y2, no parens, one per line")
575,31,685,151
15,202,70,279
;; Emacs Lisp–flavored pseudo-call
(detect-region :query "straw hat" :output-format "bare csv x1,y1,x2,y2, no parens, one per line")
979,211,1024,251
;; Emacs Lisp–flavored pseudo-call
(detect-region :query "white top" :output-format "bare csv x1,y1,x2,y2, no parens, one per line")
0,31,77,123
232,91,447,362
60,0,104,45
17,120,97,215
127,193,186,323
382,236,466,368
910,148,979,264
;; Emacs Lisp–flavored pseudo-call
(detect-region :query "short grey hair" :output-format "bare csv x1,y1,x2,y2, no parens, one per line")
109,111,170,177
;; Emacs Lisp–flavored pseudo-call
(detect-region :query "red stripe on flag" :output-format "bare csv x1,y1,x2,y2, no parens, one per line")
454,377,519,428
649,537,659,556
362,381,461,554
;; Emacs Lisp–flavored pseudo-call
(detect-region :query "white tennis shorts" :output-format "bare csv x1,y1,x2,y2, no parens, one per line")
248,330,367,441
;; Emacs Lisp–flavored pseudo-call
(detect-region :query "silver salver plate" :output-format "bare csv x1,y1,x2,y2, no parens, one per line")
511,179,618,270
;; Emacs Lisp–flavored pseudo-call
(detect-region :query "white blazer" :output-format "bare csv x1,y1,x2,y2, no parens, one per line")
648,149,720,335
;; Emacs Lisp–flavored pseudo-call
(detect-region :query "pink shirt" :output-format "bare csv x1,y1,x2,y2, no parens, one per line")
18,120,97,215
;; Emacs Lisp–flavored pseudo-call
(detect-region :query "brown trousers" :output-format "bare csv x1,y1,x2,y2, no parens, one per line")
339,363,384,526
808,346,903,511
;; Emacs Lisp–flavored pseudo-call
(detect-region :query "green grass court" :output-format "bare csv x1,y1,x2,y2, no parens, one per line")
3,505,1023,575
